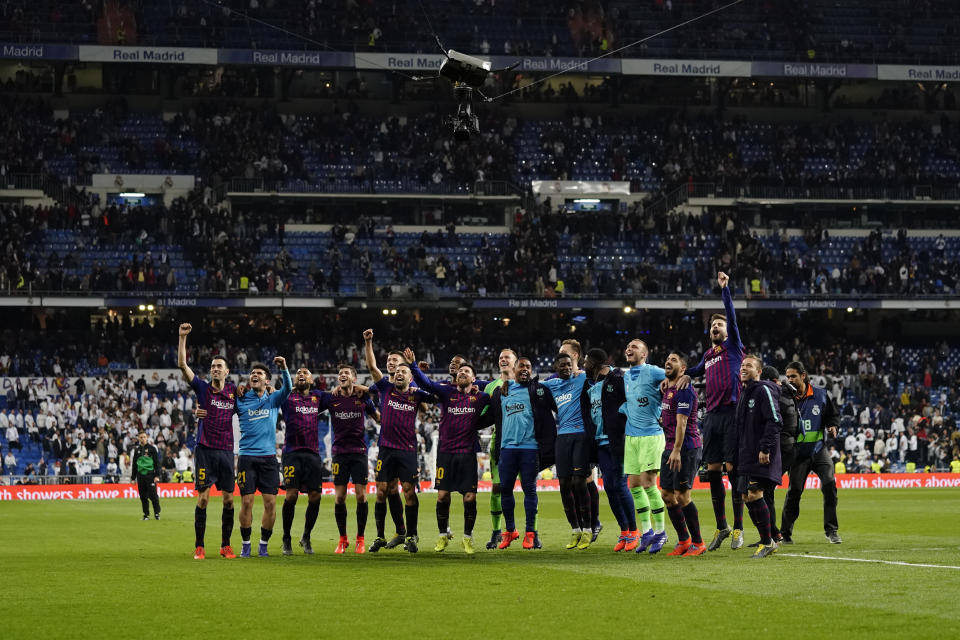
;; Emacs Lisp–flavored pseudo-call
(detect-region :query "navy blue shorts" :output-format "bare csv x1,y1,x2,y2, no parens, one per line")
436,452,479,494
194,444,235,493
660,447,702,491
375,446,419,485
333,453,368,486
702,407,737,465
237,455,280,496
555,432,591,477
281,450,324,493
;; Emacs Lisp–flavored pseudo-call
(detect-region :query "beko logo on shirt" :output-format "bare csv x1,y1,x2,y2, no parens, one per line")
505,402,526,416
295,405,319,415
334,411,363,420
448,406,476,415
210,399,234,410
247,408,270,417
555,392,573,406
387,400,415,412
591,399,602,410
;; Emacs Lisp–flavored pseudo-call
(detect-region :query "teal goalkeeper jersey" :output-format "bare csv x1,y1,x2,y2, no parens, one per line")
621,364,665,437
542,372,587,435
236,369,292,456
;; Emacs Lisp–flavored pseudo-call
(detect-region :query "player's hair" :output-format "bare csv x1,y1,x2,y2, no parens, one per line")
250,362,270,375
395,362,412,371
450,354,467,363
585,348,608,364
710,313,727,325
210,355,228,367
627,338,648,352
555,353,573,362
560,339,582,358
387,350,405,358
337,364,357,377
744,354,763,369
457,362,476,376
516,355,532,366
669,351,688,367
785,360,808,381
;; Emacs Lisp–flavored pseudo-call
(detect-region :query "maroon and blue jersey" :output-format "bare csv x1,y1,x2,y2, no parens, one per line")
282,391,323,454
318,392,377,456
409,364,490,454
190,377,237,451
686,286,744,412
373,377,434,452
661,386,701,451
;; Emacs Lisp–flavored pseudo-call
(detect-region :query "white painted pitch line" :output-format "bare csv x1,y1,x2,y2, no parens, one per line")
780,553,960,570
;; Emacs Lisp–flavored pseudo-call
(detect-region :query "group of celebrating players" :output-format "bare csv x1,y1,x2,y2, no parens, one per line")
177,272,836,560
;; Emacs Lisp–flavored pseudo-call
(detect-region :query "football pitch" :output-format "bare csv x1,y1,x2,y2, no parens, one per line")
2,489,959,639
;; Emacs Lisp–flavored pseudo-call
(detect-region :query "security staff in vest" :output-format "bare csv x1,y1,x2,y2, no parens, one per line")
131,431,162,520
780,362,841,544
748,365,798,547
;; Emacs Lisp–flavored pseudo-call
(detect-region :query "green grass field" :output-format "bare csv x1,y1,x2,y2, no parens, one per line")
2,489,959,639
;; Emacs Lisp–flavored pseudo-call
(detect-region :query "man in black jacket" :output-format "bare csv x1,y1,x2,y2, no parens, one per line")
131,431,162,520
734,356,782,559
748,366,797,547
481,357,557,550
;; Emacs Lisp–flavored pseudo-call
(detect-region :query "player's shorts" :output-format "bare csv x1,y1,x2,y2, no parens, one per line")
237,455,281,496
436,452,479,494
623,433,666,476
735,474,777,495
333,453,369,486
555,432,591,477
375,446,419,485
281,449,324,493
659,446,703,491
194,444,235,493
702,407,737,465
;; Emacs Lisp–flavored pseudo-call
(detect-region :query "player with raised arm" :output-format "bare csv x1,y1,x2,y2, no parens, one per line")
178,323,238,560
542,353,592,550
364,329,435,553
560,339,602,541
660,352,706,557
364,329,412,548
621,339,668,554
683,272,747,551
405,349,490,554
277,367,327,556
320,365,380,554
483,348,517,549
235,357,292,558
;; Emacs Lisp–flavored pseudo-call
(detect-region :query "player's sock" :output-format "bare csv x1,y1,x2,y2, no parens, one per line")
682,502,703,544
534,511,540,532
572,481,590,531
405,501,419,537
765,495,780,538
221,506,234,547
631,486,651,531
746,499,772,545
464,499,477,536
621,490,637,531
490,491,502,531
667,504,689,542
560,482,579,529
356,501,369,537
240,526,252,543
730,472,744,531
644,486,665,533
388,492,406,536
335,503,348,537
374,500,387,538
436,500,450,534
304,501,320,539
194,506,207,548
587,481,600,529
260,527,273,544
281,500,296,540
707,470,728,529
